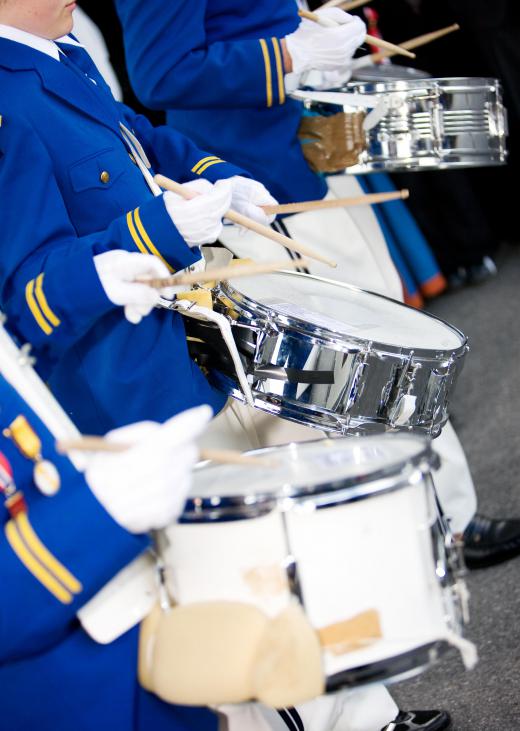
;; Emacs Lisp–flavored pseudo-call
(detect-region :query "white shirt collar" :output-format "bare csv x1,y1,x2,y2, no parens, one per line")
0,24,83,61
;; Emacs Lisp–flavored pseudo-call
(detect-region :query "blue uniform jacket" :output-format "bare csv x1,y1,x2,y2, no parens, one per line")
0,374,217,731
115,0,328,204
0,37,249,434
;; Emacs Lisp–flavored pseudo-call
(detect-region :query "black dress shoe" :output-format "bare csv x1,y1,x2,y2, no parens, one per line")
380,709,451,731
463,513,520,569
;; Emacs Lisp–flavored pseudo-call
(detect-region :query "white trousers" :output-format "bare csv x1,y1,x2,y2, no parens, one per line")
220,687,398,731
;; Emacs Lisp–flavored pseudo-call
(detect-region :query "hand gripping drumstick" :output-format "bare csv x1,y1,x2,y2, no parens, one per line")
297,9,416,59
367,24,460,63
154,174,337,268
135,257,310,290
56,438,278,467
263,189,409,216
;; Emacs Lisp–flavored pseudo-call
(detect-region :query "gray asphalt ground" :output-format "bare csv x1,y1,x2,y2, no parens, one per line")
391,243,520,730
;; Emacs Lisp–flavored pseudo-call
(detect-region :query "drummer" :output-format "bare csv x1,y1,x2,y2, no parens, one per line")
113,0,520,573
0,323,215,731
0,0,278,437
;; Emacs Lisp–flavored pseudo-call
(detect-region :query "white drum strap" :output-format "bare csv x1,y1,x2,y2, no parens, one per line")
172,300,255,407
120,123,205,277
120,123,163,197
290,89,405,130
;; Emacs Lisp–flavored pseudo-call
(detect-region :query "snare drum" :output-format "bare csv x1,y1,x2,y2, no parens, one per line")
186,271,468,437
163,436,474,689
294,77,508,173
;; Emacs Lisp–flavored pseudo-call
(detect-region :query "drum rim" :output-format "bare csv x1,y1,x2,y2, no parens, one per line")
183,434,436,520
343,76,502,95
219,270,468,358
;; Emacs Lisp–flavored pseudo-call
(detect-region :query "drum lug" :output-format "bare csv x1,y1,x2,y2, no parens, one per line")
345,347,371,411
383,353,421,428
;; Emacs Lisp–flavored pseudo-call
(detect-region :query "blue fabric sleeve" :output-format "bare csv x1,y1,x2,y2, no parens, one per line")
0,114,199,365
116,0,288,110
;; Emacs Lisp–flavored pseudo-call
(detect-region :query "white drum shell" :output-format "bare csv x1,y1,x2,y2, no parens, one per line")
163,437,465,688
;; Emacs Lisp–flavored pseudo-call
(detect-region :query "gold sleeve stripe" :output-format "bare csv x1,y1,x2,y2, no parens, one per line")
195,159,225,175
5,520,73,604
16,513,82,595
191,155,221,174
133,208,174,273
35,273,61,328
259,39,273,108
127,210,149,255
271,38,285,105
25,280,52,336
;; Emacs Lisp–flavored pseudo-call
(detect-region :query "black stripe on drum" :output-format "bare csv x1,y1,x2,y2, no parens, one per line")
278,708,305,731
271,220,311,275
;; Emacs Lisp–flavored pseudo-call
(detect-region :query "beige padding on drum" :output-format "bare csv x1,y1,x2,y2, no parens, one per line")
318,609,382,656
299,111,367,173
138,602,162,692
252,603,325,708
142,601,268,705
137,601,326,708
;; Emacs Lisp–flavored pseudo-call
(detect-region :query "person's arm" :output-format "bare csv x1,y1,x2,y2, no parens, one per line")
115,0,291,110
0,115,201,368
0,387,210,663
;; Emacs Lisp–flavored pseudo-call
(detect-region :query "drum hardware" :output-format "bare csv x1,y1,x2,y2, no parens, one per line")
184,272,469,437
292,77,508,173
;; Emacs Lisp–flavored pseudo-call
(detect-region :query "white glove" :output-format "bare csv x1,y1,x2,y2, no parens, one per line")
85,405,212,534
302,67,355,90
285,8,366,75
163,178,232,247
93,250,176,325
228,176,278,226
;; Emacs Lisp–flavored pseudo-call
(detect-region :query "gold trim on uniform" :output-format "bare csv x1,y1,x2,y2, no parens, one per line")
16,512,82,594
126,210,148,255
271,37,285,105
134,208,174,273
5,519,74,604
25,279,52,335
127,208,174,273
35,274,61,327
259,38,273,107
191,155,221,174
195,159,225,175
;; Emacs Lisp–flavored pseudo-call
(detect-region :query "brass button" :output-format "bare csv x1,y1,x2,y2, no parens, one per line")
100,170,110,184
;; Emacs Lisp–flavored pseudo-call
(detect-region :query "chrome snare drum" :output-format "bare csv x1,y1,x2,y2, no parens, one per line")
164,436,475,690
294,77,507,173
187,271,468,437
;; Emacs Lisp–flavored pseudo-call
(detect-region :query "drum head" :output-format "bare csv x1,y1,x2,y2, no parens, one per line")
352,65,431,83
185,434,434,520
225,271,464,352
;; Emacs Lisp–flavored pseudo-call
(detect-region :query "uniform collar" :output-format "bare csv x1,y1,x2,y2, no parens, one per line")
0,30,120,136
0,24,83,61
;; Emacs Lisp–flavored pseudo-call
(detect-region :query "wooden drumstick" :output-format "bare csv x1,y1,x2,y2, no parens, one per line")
56,438,278,467
263,189,409,216
297,9,416,59
135,257,310,290
155,174,336,268
368,23,460,63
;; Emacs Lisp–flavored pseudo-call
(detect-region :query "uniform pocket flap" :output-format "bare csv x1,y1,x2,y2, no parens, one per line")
69,147,126,192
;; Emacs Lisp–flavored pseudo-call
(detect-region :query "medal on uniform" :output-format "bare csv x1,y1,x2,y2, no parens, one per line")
3,415,61,496
0,451,27,518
